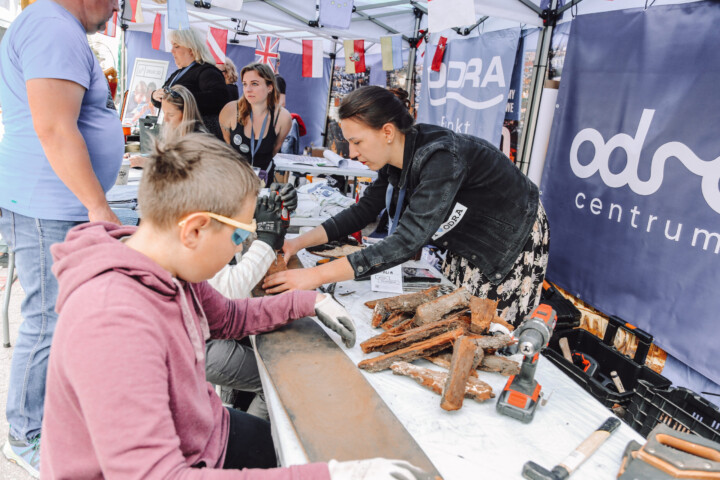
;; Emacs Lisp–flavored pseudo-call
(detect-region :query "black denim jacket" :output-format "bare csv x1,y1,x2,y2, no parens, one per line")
322,124,540,284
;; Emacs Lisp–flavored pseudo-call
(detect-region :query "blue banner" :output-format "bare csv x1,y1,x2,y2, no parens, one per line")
418,28,520,146
505,35,524,122
541,2,720,384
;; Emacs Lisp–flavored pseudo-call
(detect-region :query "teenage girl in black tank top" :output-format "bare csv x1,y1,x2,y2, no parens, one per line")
219,63,292,185
229,103,279,172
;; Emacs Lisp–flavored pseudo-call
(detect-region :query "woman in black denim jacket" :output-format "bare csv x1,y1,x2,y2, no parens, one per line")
264,86,549,326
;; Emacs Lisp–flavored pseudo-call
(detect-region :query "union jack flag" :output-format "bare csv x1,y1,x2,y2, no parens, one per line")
255,35,280,73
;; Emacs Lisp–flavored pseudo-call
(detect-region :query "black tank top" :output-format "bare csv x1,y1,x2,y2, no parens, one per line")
229,105,278,171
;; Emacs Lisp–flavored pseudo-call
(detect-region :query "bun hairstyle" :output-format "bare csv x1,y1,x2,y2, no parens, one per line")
338,85,414,134
139,133,259,229
388,88,411,110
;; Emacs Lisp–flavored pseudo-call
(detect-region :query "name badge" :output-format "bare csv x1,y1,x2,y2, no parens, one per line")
432,202,468,241
371,265,404,294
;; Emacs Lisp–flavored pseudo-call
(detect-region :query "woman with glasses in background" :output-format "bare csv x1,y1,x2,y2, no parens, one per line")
151,28,227,139
127,85,206,168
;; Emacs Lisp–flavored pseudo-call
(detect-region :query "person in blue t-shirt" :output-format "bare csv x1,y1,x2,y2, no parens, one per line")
0,0,122,476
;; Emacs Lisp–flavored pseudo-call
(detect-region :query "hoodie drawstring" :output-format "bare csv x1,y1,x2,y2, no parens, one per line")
172,278,209,363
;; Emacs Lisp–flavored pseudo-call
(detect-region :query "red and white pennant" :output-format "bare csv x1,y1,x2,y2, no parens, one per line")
207,27,228,64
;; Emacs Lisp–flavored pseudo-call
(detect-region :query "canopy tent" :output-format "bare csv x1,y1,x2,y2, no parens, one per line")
119,0,720,394
121,0,700,55
120,0,701,159
122,0,545,57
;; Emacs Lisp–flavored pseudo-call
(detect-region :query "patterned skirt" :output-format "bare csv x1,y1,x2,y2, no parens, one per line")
442,203,550,327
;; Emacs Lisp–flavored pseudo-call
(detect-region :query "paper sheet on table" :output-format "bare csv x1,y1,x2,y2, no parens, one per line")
322,150,368,170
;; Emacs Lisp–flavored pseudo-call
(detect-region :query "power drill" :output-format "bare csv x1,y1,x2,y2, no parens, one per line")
496,304,557,423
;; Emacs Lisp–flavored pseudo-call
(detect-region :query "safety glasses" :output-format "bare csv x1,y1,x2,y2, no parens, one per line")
178,212,257,245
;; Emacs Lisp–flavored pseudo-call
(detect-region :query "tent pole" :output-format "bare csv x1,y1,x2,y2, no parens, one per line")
405,7,423,108
517,1,557,175
119,2,128,107
119,30,126,102
322,38,338,149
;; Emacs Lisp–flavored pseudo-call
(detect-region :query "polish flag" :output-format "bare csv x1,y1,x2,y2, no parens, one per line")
431,36,448,72
102,12,117,37
207,27,228,64
302,40,323,78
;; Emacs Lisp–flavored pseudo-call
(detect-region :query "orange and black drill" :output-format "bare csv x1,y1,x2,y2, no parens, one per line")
496,304,557,423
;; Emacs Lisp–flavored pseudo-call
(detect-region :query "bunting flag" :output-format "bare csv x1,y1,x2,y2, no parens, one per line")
151,13,172,52
431,36,447,72
122,0,144,23
319,0,353,29
167,0,190,30
255,35,280,73
209,0,244,9
381,35,403,71
427,0,476,32
207,27,228,64
343,39,365,74
302,39,323,78
416,29,427,58
102,11,117,37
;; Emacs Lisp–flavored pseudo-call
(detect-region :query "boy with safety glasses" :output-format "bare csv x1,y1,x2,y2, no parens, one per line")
38,134,429,479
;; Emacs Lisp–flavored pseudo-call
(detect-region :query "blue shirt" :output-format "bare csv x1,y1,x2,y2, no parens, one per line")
0,0,124,221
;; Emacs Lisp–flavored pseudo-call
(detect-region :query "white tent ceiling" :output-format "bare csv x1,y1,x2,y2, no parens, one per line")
127,0,546,55
125,0,702,55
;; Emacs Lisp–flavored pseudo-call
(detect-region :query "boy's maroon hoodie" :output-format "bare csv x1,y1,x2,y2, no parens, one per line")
41,222,330,479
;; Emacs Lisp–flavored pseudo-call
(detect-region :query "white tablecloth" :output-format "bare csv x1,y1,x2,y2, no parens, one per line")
254,250,644,480
274,153,378,179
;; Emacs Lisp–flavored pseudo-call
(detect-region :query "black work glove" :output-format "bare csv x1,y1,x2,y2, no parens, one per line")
254,195,287,250
269,182,298,213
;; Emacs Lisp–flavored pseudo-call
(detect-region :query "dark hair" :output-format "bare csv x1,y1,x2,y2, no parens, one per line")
338,86,414,134
275,75,286,95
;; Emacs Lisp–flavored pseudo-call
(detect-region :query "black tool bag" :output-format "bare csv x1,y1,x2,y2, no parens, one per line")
540,281,581,329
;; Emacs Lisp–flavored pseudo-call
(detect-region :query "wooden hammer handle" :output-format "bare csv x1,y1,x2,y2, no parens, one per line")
559,337,573,363
558,417,621,474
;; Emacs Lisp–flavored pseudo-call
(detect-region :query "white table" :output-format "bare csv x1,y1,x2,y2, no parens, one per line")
273,153,378,180
254,250,644,480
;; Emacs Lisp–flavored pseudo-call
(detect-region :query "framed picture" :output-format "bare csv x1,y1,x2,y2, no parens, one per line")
121,58,169,128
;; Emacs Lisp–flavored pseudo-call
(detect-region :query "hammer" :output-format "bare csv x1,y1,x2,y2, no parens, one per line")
522,417,621,480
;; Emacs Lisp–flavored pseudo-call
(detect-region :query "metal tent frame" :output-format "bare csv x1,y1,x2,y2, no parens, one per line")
121,0,695,169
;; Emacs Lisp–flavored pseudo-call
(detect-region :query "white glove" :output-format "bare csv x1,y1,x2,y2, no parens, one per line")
314,294,356,348
328,458,434,480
